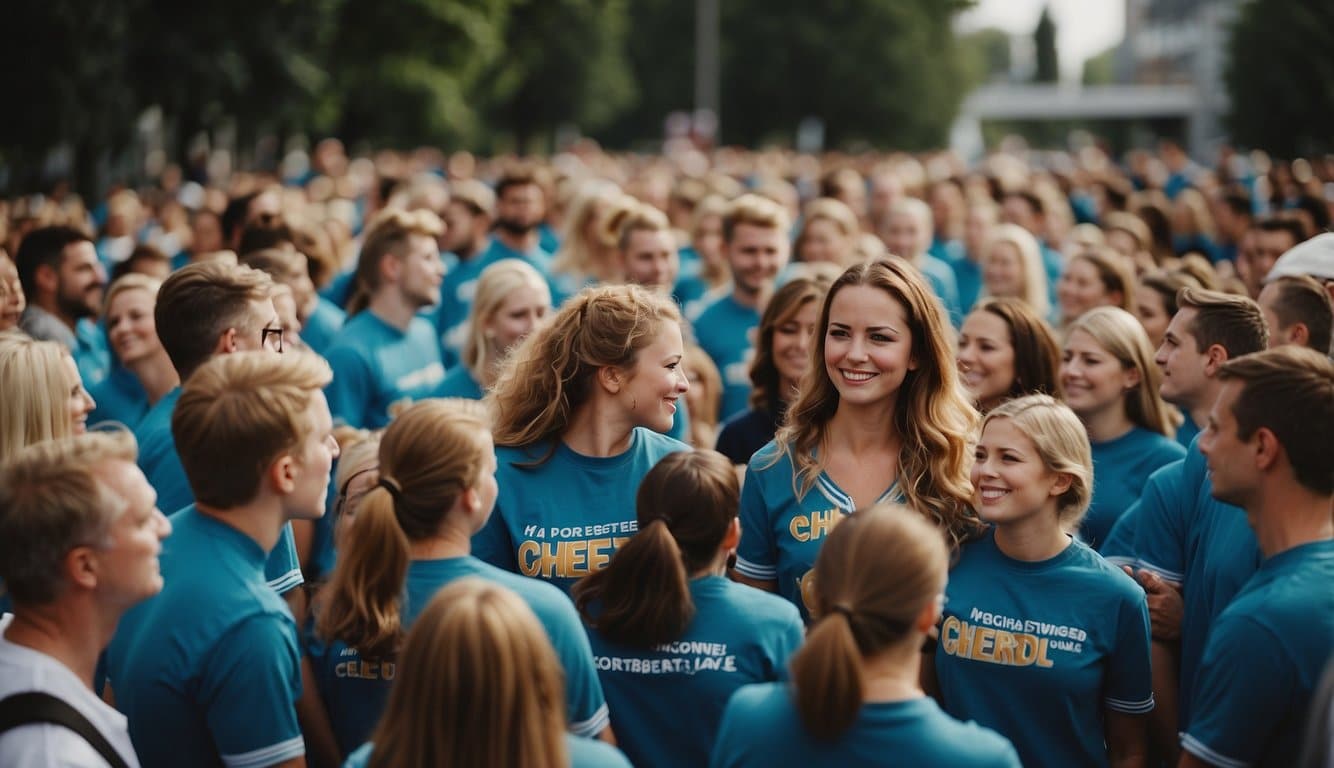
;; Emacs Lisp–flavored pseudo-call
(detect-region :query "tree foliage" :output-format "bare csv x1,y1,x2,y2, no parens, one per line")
1225,0,1334,156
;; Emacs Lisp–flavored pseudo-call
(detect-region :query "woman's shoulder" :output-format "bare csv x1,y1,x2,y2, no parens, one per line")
566,733,634,768
703,577,803,629
632,427,693,457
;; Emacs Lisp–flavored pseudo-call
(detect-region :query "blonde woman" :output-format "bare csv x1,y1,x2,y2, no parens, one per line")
314,400,609,756
932,395,1152,768
713,504,1020,767
734,260,982,621
979,223,1050,319
0,332,96,464
795,197,860,266
550,180,629,297
89,274,179,428
1061,307,1184,549
438,259,552,400
343,579,631,768
474,284,691,595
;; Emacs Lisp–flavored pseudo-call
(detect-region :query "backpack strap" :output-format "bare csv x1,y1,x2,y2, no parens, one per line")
0,691,131,768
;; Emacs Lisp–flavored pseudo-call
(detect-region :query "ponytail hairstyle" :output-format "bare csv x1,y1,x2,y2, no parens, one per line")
573,450,737,647
317,399,492,659
790,503,948,742
487,283,682,455
368,578,567,768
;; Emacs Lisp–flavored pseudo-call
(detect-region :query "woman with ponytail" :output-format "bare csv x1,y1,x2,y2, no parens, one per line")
312,399,608,759
473,283,691,595
711,504,1020,767
344,579,631,768
573,450,803,768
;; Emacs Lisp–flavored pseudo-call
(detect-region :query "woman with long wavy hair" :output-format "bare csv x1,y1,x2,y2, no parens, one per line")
733,259,982,621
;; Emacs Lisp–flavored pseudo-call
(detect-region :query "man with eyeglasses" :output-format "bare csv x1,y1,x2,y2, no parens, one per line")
131,261,308,602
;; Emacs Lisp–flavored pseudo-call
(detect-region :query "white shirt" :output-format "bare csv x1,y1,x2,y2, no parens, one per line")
0,614,141,767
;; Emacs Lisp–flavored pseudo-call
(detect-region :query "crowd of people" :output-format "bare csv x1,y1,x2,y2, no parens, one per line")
0,136,1332,768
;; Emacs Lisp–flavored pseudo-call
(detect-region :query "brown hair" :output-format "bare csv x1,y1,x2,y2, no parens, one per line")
1176,287,1269,358
155,261,274,380
616,203,671,252
488,284,682,454
773,260,983,553
367,579,567,768
173,351,332,508
1068,249,1136,313
1264,275,1333,353
1217,347,1334,495
573,450,737,647
972,297,1063,404
749,277,829,412
318,399,491,659
0,431,138,604
346,208,444,316
790,503,948,741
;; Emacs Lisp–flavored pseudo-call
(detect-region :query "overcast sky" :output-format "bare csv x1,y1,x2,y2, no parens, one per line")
957,0,1126,82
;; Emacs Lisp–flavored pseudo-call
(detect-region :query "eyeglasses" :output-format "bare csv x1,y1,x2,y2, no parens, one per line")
261,326,284,354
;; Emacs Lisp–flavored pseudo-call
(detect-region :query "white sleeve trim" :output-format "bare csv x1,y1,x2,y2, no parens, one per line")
1180,732,1248,768
732,556,776,580
1103,555,1136,568
570,703,610,738
1134,560,1184,586
266,568,305,595
1105,695,1155,714
222,735,306,768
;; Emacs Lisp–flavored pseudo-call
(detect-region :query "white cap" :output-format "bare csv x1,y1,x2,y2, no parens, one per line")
1267,232,1334,283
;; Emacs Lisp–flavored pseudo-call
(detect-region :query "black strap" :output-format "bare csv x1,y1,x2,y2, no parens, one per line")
0,691,131,768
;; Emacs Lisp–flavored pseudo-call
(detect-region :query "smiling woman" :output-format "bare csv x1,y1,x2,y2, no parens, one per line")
89,274,180,429
0,333,95,464
734,259,981,621
473,284,692,600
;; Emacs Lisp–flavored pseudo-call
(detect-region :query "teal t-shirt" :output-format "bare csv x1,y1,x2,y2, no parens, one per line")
1174,408,1201,448
693,293,760,420
734,442,899,621
584,576,804,768
916,253,963,327
710,683,1021,768
1082,426,1185,550
302,296,346,357
325,310,446,429
343,733,632,768
312,555,608,755
436,363,484,400
947,249,984,315
88,364,149,429
1132,435,1261,725
472,428,690,595
1182,540,1334,768
935,530,1154,768
106,507,305,768
133,386,305,595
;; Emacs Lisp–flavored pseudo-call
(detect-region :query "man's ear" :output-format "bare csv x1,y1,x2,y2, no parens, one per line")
214,327,239,355
64,546,100,592
1253,427,1283,474
1202,344,1229,376
34,263,59,296
268,453,298,496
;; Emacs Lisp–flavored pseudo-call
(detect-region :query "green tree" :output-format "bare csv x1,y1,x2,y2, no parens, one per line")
1033,5,1059,83
715,0,973,150
960,27,1013,87
1225,0,1334,156
477,0,635,152
1081,45,1117,86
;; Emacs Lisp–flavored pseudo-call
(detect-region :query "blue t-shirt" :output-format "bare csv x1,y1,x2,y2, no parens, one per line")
693,293,761,421
674,275,726,323
1175,410,1201,449
914,254,963,327
343,733,632,768
302,296,346,357
735,442,899,621
74,318,112,390
106,507,305,768
472,428,690,595
1182,540,1334,768
436,363,485,400
88,364,149,429
324,310,446,430
313,555,608,755
133,386,305,595
1099,489,1148,570
320,270,356,310
948,250,984,315
1082,426,1185,550
584,576,803,768
711,684,1021,768
935,530,1154,768
1132,436,1261,725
